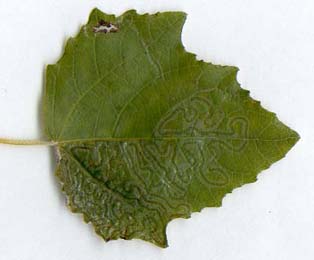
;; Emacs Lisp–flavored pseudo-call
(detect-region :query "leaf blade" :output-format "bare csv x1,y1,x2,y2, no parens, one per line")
44,8,299,247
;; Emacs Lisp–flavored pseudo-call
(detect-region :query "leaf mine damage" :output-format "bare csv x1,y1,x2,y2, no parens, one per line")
93,19,119,33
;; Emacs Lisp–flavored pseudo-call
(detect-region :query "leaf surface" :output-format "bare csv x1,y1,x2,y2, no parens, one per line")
44,8,299,247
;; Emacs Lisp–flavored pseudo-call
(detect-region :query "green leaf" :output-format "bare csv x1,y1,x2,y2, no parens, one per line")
43,8,299,247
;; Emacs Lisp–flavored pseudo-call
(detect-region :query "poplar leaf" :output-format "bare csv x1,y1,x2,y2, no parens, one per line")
43,8,299,247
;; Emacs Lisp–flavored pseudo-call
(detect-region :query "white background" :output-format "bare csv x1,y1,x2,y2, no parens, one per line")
0,0,312,259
